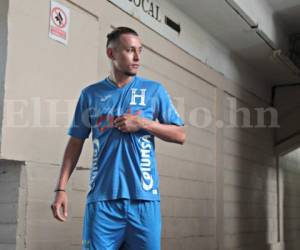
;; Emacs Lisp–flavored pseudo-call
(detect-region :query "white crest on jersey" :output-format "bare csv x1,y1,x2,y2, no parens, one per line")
130,88,146,106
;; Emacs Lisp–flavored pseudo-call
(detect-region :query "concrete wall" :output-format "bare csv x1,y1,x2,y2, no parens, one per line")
222,96,278,250
0,0,283,249
23,161,89,249
0,0,8,153
279,148,300,250
0,159,26,250
274,85,300,154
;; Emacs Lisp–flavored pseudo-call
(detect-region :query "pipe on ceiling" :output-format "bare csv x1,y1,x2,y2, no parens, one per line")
225,0,300,77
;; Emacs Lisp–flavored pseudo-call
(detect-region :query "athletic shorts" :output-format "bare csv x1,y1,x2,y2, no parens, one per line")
82,198,161,250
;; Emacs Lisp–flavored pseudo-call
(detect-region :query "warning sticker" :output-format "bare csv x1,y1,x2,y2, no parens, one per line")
49,1,70,45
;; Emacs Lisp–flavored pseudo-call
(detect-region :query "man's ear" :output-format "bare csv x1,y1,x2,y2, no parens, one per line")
106,47,115,60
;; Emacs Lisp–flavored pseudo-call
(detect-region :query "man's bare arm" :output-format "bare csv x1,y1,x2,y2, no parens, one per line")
55,136,85,190
51,136,85,222
140,119,185,144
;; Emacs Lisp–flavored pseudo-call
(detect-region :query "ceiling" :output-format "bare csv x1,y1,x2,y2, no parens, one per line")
169,0,300,86
267,0,300,34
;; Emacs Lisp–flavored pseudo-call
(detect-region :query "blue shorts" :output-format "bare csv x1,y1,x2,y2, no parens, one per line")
82,198,161,250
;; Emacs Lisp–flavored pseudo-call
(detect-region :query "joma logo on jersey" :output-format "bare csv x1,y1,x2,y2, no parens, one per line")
130,88,146,106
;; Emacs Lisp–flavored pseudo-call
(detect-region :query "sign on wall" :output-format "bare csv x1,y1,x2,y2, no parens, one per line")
107,0,181,35
127,0,162,22
108,0,163,27
49,1,70,45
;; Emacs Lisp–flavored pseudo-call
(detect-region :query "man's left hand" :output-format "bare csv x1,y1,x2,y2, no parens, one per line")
113,114,146,133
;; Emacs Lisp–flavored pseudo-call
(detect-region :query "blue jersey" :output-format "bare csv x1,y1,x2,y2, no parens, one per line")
68,75,184,203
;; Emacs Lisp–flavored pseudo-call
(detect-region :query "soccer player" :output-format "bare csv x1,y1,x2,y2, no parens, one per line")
51,26,185,250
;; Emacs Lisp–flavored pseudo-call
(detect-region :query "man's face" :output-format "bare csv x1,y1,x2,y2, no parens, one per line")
108,34,143,76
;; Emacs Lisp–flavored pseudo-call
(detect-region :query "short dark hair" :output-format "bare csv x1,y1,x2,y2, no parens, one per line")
106,26,139,48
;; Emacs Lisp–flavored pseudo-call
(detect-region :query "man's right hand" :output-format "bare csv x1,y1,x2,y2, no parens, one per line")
51,191,68,222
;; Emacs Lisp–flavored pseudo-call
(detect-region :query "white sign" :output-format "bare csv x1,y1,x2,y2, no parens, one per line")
49,1,70,45
108,0,162,25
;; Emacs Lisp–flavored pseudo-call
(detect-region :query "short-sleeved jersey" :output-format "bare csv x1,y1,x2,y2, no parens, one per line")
68,75,184,203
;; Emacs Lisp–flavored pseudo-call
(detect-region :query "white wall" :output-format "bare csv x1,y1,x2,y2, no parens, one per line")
279,148,300,250
0,0,8,154
222,95,278,250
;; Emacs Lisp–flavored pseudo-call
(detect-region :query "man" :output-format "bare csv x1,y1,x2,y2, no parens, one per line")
51,26,185,250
